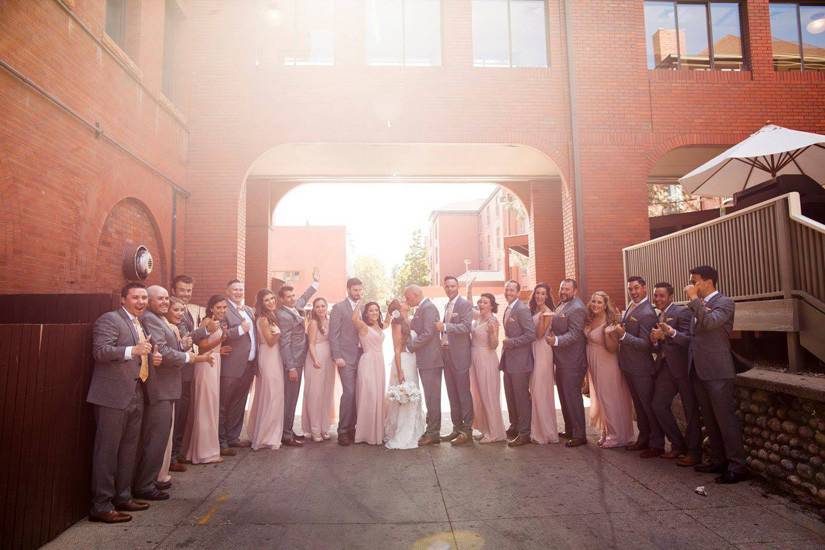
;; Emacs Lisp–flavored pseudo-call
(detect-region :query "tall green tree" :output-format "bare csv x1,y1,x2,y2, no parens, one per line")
353,256,391,304
392,229,431,296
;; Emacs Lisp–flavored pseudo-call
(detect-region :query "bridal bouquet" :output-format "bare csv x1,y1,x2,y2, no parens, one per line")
387,381,422,405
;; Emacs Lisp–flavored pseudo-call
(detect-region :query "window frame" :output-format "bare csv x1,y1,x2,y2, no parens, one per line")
365,0,443,67
283,0,336,67
645,0,748,71
769,1,825,71
472,0,550,68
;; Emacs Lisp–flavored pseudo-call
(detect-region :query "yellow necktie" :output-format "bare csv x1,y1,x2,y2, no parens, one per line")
133,318,149,382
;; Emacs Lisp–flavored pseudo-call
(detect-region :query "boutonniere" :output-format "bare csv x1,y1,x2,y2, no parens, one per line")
630,316,638,322
666,317,674,323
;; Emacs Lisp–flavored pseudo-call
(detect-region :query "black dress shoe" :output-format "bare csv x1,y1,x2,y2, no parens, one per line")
133,490,169,501
282,438,303,447
337,434,353,446
694,462,727,474
155,480,172,491
115,500,150,512
294,434,306,441
558,431,572,440
565,438,587,448
441,431,460,442
715,470,752,484
508,434,531,447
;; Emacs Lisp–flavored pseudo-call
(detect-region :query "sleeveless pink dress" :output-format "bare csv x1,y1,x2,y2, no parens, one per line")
470,317,506,443
354,327,386,445
586,323,635,447
530,311,559,444
183,328,223,464
248,322,284,450
302,319,335,438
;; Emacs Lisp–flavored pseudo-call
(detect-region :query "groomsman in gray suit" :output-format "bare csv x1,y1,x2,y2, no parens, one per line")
500,280,536,447
329,277,364,446
169,275,216,471
277,268,320,446
87,283,159,523
435,276,474,445
615,276,664,458
405,284,444,446
685,265,749,484
220,279,257,455
547,279,588,448
135,286,200,500
649,282,701,466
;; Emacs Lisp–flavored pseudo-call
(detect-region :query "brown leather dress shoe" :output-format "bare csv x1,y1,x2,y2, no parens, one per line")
418,434,440,446
676,455,700,467
640,448,664,459
294,434,306,441
451,432,471,446
282,438,304,447
155,480,172,490
507,434,531,447
441,431,460,442
89,510,132,523
115,500,150,512
229,440,251,448
660,450,683,460
169,462,187,472
337,434,353,446
565,438,587,448
220,447,237,457
625,441,649,452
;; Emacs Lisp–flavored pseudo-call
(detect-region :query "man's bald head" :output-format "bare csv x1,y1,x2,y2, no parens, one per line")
147,285,171,314
404,285,424,307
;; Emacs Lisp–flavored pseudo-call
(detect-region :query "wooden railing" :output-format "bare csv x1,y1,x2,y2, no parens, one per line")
789,200,825,308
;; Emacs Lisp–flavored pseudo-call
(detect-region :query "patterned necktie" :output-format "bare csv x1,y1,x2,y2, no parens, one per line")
133,318,149,382
441,300,454,346
504,304,512,325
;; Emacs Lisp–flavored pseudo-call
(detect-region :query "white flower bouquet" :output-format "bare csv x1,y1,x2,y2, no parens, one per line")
387,381,422,405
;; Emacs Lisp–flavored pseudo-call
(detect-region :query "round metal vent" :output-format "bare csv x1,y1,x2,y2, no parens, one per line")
123,244,154,280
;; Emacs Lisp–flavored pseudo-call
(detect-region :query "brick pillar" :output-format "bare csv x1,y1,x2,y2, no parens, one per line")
244,179,273,303
528,179,565,294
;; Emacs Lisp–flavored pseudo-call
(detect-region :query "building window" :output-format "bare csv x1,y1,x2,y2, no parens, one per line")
284,0,335,66
274,270,301,283
472,0,548,68
366,0,442,66
770,2,825,71
644,1,745,70
162,0,184,105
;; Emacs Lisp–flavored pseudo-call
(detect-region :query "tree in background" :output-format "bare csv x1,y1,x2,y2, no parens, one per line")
353,256,391,304
392,229,431,297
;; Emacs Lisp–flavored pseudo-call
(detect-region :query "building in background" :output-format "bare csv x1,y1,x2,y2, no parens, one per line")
428,187,529,286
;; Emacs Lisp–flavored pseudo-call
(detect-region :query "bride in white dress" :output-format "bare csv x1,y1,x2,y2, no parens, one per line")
384,299,426,449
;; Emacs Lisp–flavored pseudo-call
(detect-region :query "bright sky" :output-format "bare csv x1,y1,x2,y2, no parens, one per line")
274,183,497,273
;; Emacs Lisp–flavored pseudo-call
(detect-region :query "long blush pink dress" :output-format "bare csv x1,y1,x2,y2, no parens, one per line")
301,319,335,439
248,323,284,450
586,323,635,448
470,317,506,443
183,329,223,464
530,312,559,444
354,327,386,445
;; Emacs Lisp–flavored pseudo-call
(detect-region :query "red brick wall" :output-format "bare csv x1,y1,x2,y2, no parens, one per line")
434,214,481,282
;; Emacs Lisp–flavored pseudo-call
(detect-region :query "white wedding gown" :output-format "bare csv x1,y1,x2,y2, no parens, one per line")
384,345,426,450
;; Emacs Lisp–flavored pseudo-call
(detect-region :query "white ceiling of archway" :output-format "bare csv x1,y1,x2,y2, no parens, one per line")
247,143,561,182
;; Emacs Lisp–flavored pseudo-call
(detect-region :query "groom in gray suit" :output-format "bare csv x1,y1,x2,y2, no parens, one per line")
87,283,159,523
135,285,199,500
329,277,364,446
500,280,536,447
435,275,474,445
547,279,588,448
276,269,320,445
405,284,444,446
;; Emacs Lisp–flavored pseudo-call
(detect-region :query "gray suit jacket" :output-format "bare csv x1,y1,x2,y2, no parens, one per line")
176,306,207,382
443,296,473,371
499,298,535,373
653,303,692,379
409,299,444,370
87,308,142,410
142,310,188,403
618,299,657,376
276,285,317,371
329,299,361,366
688,292,736,381
223,301,256,379
550,297,587,370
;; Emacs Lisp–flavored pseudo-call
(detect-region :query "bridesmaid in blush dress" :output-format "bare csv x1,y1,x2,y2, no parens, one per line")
468,292,507,443
352,301,387,445
529,283,559,444
302,297,335,442
585,291,635,448
247,288,284,451
183,294,229,464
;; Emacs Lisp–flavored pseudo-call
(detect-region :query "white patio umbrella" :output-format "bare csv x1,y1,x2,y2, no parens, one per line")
679,124,825,197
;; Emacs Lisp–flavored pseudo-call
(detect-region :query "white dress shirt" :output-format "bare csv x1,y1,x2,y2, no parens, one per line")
232,301,257,361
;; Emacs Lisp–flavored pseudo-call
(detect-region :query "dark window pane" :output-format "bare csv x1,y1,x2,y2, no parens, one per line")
645,1,678,69
800,5,825,71
710,2,743,70
404,0,442,66
770,3,802,71
677,2,710,70
473,0,510,67
366,0,404,65
510,0,547,67
106,0,126,48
